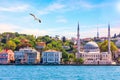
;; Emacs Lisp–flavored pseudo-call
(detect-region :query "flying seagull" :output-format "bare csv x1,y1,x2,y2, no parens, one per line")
29,13,41,23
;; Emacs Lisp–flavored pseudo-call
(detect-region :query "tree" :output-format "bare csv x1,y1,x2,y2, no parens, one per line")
99,40,118,52
74,58,84,64
68,54,75,64
117,57,120,63
99,40,118,59
78,58,84,64
12,38,20,45
6,40,16,50
69,54,74,59
37,35,52,44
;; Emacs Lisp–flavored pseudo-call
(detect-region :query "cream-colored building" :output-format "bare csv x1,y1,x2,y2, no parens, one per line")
42,50,62,64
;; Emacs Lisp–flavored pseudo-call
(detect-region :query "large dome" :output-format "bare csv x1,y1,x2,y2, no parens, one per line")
84,41,99,48
84,41,100,52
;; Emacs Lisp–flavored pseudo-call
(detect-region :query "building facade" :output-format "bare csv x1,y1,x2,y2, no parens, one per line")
76,23,112,64
0,49,14,64
14,47,40,64
42,50,62,64
77,41,111,64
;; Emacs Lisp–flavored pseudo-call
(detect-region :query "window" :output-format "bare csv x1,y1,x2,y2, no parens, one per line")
55,58,58,61
44,53,46,56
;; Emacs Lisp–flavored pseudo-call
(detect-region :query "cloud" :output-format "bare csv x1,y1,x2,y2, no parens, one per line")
57,18,67,23
79,26,120,38
39,3,65,15
0,24,21,32
20,29,48,37
56,18,67,23
0,23,119,39
48,23,120,39
0,4,29,12
115,1,120,13
38,1,113,15
78,1,94,9
0,23,48,37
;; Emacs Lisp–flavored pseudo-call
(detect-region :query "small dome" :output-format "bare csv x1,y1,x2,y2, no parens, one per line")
84,41,100,52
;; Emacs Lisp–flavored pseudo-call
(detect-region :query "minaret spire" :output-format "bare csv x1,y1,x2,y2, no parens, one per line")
77,22,80,53
97,26,99,38
108,24,111,54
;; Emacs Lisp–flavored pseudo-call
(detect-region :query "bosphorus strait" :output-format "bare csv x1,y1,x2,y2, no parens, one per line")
0,65,120,80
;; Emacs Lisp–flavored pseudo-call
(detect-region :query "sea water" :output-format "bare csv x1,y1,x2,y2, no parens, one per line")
0,65,120,80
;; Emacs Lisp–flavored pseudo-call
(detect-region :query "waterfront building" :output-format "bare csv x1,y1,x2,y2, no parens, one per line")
14,47,40,64
0,49,14,64
115,39,120,58
115,39,120,48
14,51,25,64
76,23,112,64
42,50,62,64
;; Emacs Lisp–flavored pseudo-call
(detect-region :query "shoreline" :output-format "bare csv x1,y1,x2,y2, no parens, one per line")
0,64,119,66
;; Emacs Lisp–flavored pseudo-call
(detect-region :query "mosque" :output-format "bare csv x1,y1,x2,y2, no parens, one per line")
76,23,112,64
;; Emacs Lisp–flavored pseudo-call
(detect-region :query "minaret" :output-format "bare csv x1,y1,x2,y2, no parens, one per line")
77,22,80,53
108,24,111,54
97,27,99,38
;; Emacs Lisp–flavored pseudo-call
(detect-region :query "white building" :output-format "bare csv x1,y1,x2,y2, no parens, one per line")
14,47,40,64
42,50,62,64
76,23,112,64
115,39,120,48
77,41,111,64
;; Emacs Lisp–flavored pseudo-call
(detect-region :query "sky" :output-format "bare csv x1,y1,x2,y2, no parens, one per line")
0,0,120,38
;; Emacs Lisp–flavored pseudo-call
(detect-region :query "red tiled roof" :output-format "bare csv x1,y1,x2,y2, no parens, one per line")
36,42,46,47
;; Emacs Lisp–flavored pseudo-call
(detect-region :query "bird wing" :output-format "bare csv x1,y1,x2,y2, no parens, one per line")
30,13,41,23
30,13,36,19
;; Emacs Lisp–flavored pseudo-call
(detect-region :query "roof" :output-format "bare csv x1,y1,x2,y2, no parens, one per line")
36,42,46,48
21,39,29,43
44,50,60,52
0,49,14,54
84,41,99,48
36,42,46,47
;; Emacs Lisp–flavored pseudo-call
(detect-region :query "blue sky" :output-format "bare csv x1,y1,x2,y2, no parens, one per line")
0,0,120,38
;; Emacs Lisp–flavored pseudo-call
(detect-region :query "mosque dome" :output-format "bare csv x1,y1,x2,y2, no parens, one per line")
84,41,100,52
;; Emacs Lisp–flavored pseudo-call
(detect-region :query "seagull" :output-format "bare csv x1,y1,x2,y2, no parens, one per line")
29,13,41,23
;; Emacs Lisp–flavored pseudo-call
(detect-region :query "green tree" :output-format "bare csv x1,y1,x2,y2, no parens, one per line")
6,40,16,50
99,40,118,59
99,40,118,52
68,54,75,64
74,58,84,64
37,35,52,44
12,38,20,45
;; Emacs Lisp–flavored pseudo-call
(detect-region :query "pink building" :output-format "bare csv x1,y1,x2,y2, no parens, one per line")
0,49,14,64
